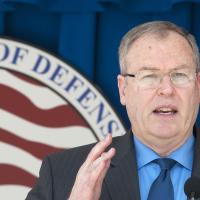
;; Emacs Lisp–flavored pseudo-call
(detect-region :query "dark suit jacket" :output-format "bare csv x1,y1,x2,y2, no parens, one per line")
25,126,200,200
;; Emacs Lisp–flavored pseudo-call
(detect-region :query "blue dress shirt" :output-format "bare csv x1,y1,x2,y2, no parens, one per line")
133,134,194,200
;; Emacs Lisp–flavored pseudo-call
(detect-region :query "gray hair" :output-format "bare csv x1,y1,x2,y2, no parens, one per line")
119,21,200,74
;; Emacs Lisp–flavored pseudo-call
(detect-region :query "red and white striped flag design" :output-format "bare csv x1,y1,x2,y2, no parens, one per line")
0,69,96,199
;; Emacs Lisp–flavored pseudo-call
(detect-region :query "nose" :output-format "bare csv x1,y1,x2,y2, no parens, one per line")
157,76,175,97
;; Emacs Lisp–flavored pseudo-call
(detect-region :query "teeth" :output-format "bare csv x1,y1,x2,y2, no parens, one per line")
154,107,177,114
158,108,173,112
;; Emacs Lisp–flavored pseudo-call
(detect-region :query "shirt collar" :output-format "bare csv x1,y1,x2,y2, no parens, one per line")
133,133,194,171
169,135,194,170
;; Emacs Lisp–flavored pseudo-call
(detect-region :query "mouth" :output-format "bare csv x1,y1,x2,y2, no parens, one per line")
153,106,178,116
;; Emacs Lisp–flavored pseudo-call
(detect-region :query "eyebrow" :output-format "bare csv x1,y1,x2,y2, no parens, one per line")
138,66,158,71
137,65,191,71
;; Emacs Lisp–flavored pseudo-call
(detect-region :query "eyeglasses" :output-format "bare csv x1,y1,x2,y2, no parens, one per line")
122,68,197,89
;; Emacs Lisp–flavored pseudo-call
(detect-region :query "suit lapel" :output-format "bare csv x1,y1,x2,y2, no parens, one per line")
192,125,200,177
104,131,141,200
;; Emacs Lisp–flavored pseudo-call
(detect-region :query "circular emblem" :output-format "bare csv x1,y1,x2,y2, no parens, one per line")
0,38,126,199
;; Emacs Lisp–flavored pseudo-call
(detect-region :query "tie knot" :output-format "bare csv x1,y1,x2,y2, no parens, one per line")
154,158,176,170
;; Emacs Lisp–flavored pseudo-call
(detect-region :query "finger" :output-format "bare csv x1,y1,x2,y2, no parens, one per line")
95,148,116,185
95,159,111,189
91,147,116,170
89,148,116,190
85,134,113,165
102,147,116,161
71,147,116,199
88,158,110,187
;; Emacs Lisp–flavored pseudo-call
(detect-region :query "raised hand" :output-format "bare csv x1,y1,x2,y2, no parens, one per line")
68,134,116,200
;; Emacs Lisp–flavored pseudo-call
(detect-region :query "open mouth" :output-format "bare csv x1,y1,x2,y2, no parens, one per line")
153,107,178,115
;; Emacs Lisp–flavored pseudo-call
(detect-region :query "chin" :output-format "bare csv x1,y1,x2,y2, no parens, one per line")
150,125,179,139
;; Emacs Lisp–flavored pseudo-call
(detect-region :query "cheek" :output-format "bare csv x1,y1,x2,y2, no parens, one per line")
126,91,151,122
179,86,200,116
124,84,157,123
125,94,139,122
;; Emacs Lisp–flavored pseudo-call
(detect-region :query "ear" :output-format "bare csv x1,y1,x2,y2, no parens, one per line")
117,74,126,105
196,72,200,103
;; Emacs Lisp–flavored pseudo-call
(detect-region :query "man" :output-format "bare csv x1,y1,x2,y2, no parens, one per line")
25,21,200,200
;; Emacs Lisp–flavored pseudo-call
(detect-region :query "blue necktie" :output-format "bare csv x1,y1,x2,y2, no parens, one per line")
147,158,176,200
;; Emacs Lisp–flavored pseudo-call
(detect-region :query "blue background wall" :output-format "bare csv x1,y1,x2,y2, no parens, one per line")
1,0,200,128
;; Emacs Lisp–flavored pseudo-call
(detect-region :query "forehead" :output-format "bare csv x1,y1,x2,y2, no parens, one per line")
126,32,196,72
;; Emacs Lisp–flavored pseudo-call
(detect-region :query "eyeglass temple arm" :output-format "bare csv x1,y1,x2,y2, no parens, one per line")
122,74,136,78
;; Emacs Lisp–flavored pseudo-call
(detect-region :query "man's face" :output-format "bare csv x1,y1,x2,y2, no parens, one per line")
118,32,200,151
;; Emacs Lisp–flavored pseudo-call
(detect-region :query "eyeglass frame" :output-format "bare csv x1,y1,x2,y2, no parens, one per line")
122,68,199,89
